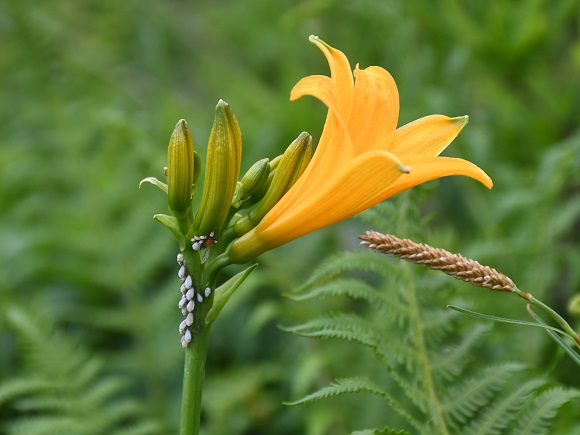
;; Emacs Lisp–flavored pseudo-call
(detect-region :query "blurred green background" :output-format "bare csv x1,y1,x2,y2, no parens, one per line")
1,1,579,434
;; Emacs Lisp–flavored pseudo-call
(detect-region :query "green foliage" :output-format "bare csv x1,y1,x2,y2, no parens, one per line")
0,307,167,435
1,1,579,434
284,202,580,434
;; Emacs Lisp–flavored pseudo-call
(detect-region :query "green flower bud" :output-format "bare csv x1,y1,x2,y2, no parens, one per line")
231,158,270,209
251,154,283,200
242,159,270,197
241,158,270,198
167,119,195,219
234,132,311,236
193,100,242,235
193,151,202,184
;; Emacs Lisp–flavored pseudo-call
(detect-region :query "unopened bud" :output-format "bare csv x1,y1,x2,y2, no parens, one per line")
241,158,270,198
251,156,281,199
193,100,242,235
234,132,311,236
167,119,195,218
231,158,270,208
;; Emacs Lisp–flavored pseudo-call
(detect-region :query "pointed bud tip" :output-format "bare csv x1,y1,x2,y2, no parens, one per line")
309,35,330,50
451,115,469,127
397,163,411,174
297,131,312,143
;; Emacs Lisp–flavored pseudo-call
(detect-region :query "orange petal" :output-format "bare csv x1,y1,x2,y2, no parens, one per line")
264,113,352,224
290,73,352,162
261,150,405,243
348,65,399,154
290,75,337,111
391,115,469,156
309,36,354,118
372,154,493,204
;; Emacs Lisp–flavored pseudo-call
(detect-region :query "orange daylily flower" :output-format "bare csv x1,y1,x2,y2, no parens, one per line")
228,36,492,264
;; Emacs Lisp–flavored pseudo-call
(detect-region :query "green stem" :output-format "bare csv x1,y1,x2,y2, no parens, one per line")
514,288,580,348
403,264,449,435
179,244,214,435
180,322,212,435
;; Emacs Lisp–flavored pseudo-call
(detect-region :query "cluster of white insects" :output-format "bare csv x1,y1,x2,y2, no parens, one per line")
191,231,217,251
176,232,218,348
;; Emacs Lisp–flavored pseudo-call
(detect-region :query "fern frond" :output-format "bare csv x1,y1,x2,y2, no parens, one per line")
0,377,63,407
283,313,381,348
285,377,386,406
421,308,460,346
283,313,417,365
82,376,132,409
442,362,527,427
287,278,390,310
296,250,394,292
112,421,171,435
351,426,411,435
512,387,580,435
286,377,426,433
463,378,548,435
113,420,169,435
7,416,82,435
0,306,165,434
431,323,489,381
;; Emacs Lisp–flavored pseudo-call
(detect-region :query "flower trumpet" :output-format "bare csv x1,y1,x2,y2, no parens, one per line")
229,36,492,264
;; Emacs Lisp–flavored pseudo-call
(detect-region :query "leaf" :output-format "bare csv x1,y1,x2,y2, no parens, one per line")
205,264,258,325
295,250,395,292
442,363,527,426
513,387,580,435
448,305,569,336
285,378,425,433
138,176,168,193
351,426,411,435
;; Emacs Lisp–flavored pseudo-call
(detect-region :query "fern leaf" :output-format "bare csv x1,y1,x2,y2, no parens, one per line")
463,378,547,435
442,362,527,427
431,323,489,381
286,377,425,433
83,376,132,408
296,250,394,292
282,313,381,348
287,278,389,309
512,387,580,435
421,308,460,346
0,377,62,407
112,420,169,435
351,426,411,435
8,416,81,435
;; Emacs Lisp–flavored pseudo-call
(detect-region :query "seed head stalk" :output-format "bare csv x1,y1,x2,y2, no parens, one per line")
359,231,580,349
